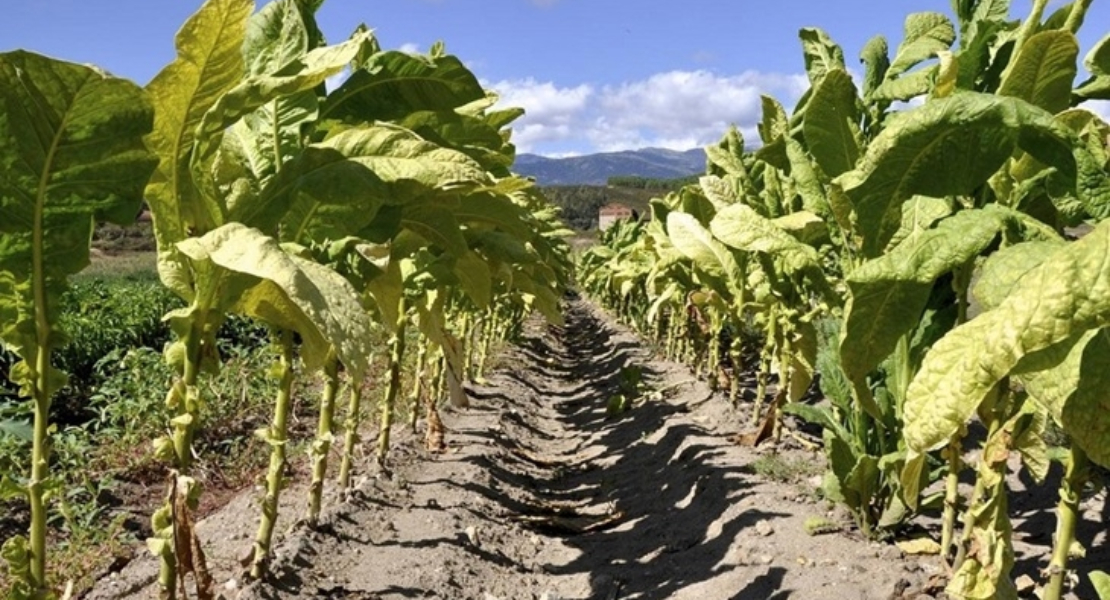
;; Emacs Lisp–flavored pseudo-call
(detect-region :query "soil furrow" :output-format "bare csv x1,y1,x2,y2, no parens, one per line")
89,298,1046,599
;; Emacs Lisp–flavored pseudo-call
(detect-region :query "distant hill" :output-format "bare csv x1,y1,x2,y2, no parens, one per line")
515,147,706,185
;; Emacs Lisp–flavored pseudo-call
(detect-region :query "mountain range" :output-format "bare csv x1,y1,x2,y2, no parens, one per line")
514,147,706,186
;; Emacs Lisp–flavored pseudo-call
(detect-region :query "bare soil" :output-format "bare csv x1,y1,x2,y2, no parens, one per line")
84,297,1107,600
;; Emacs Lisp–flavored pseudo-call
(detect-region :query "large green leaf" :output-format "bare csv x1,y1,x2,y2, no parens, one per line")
888,12,956,78
840,208,1007,383
803,69,861,178
665,212,741,283
242,0,321,77
799,28,846,85
904,220,1110,453
145,0,253,297
196,30,375,173
884,196,954,250
860,35,891,99
708,203,821,275
402,203,469,258
398,110,514,174
786,140,830,216
257,125,487,240
322,51,487,123
997,30,1078,114
758,96,790,146
835,93,1075,256
453,249,493,309
973,240,1062,310
1013,330,1096,425
705,126,747,177
177,223,374,377
872,66,937,102
1060,334,1110,467
0,51,156,387
1091,570,1110,599
1074,32,1110,100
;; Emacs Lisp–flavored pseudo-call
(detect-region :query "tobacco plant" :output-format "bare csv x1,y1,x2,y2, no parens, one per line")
0,51,156,599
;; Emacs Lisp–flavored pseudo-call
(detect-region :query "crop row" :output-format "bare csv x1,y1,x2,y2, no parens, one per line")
0,0,572,598
580,2,1110,599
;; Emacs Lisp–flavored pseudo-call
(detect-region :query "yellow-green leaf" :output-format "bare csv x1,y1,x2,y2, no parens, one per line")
177,223,374,378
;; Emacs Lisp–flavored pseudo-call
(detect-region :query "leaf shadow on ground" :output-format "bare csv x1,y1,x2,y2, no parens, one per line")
461,302,793,599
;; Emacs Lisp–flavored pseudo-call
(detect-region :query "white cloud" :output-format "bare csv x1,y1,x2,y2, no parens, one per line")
1086,99,1110,122
488,70,808,155
398,42,420,54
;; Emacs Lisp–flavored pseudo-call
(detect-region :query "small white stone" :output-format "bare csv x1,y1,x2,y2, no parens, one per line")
755,520,774,536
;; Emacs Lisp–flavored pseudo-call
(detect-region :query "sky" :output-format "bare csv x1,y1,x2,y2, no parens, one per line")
3,0,1109,156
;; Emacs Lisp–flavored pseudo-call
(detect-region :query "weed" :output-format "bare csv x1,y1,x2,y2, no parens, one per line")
748,452,823,484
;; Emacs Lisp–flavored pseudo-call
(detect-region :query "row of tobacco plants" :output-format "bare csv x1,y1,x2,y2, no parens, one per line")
580,1,1110,598
0,0,572,597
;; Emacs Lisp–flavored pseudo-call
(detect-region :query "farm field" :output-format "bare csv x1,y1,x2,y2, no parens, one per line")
77,299,1108,600
3,0,1110,598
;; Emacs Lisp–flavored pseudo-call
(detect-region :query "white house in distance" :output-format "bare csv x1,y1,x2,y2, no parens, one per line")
598,203,635,231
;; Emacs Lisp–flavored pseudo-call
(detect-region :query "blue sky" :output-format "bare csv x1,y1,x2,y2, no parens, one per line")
4,1,1109,156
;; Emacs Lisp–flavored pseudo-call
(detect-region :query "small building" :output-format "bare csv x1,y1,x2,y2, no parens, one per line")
598,202,635,231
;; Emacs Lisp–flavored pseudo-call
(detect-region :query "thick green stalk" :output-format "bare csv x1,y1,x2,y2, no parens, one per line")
941,265,973,562
751,316,777,426
306,351,339,527
1064,0,1093,33
1011,0,1051,61
728,339,743,406
337,384,362,490
25,134,53,599
1045,445,1090,600
409,342,428,428
941,437,963,563
251,329,296,580
431,351,445,399
665,311,678,359
952,389,1009,571
376,311,407,469
158,322,204,599
171,323,203,471
28,344,50,599
476,308,496,379
459,310,472,382
709,326,721,377
771,325,794,443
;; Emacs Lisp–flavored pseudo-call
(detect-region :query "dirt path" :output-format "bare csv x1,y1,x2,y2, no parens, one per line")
89,298,972,599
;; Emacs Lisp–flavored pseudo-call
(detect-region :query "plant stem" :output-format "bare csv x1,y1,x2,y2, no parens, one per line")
459,310,472,381
729,340,743,406
337,383,362,490
159,322,204,599
941,436,963,563
1064,0,1093,33
306,351,339,527
1011,0,1050,60
477,308,497,379
251,329,295,579
28,343,50,598
751,316,776,426
171,323,203,472
1045,445,1090,600
409,343,427,429
376,308,407,469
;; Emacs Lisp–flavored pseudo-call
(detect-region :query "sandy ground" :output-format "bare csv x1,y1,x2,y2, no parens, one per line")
84,296,1107,600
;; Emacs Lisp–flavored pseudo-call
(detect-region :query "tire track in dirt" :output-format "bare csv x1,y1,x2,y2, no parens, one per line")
89,297,925,600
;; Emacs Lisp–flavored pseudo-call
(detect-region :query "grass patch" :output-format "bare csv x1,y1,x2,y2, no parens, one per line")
748,452,824,484
76,251,157,282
